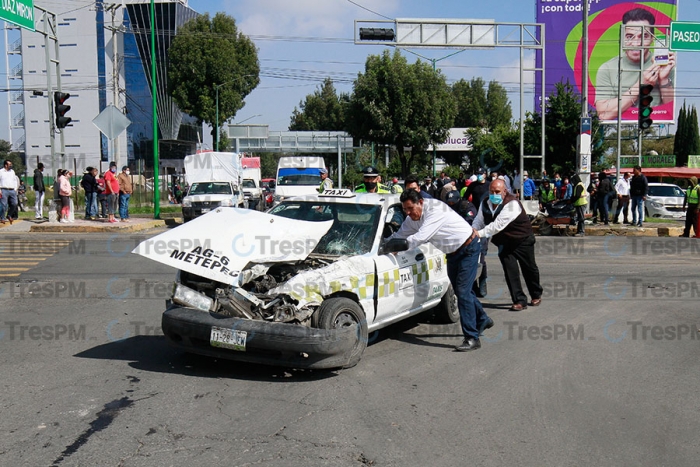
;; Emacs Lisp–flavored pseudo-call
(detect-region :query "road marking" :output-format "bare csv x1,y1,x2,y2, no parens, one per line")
0,239,73,278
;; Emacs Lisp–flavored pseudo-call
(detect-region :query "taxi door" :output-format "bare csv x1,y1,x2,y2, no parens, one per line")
372,204,431,327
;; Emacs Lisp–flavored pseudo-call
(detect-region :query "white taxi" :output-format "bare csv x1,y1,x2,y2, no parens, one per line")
133,189,457,369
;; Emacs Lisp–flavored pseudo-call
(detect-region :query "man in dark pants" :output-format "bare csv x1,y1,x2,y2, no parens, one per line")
472,179,543,311
389,190,492,352
570,173,587,236
682,176,700,238
629,165,648,227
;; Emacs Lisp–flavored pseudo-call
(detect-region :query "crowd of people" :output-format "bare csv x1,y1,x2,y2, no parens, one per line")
0,160,134,224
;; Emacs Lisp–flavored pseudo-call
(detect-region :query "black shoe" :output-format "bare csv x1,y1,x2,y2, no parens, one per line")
479,281,487,298
455,338,481,352
479,319,494,335
612,221,619,224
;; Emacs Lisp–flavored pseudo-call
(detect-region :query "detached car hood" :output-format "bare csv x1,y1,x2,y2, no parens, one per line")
132,208,333,285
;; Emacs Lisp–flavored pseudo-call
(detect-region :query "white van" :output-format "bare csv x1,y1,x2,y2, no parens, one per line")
274,156,326,202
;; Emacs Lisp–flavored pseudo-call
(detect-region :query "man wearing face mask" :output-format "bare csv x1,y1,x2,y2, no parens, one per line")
354,167,390,193
464,168,489,209
118,166,133,222
472,179,543,311
104,162,120,224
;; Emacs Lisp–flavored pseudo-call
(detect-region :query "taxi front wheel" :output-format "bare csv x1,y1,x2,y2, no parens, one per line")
312,297,368,368
434,285,459,324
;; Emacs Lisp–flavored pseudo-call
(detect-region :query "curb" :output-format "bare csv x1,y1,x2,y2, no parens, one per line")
0,219,23,229
29,219,173,233
533,224,685,237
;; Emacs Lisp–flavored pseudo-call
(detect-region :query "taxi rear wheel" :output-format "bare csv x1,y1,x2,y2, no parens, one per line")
434,285,459,324
312,297,368,368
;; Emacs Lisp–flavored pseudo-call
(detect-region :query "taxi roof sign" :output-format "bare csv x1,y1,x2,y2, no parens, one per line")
319,189,355,198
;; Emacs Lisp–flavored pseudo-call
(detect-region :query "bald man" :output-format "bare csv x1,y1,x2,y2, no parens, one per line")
472,179,542,311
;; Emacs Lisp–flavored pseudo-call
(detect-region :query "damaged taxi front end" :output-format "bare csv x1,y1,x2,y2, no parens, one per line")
133,195,385,369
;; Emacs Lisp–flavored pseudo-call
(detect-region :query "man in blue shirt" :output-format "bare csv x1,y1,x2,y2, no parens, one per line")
522,171,536,200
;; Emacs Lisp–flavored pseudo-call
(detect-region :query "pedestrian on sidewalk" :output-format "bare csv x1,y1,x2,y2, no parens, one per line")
613,172,631,224
596,171,614,225
104,162,120,224
33,163,45,219
117,166,133,221
0,159,19,224
81,167,99,220
58,169,73,223
630,165,648,227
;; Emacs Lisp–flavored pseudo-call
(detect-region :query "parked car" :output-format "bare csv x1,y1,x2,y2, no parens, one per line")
132,190,457,369
645,182,685,219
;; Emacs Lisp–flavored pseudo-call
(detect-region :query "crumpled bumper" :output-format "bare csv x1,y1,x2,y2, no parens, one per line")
162,305,359,369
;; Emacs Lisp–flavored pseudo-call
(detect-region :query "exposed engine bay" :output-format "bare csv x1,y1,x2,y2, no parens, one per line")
177,255,338,325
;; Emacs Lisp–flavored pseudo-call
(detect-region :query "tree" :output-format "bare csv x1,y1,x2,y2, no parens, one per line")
690,106,700,160
453,78,487,128
168,13,260,146
346,50,456,177
486,81,512,129
466,124,519,171
0,140,24,176
289,78,348,131
524,82,604,174
452,78,512,130
674,103,688,166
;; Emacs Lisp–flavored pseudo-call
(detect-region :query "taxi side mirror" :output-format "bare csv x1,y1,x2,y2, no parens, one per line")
383,238,409,253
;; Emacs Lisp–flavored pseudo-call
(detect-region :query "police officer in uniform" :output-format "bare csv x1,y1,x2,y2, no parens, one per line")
318,168,333,192
570,173,587,236
355,167,390,193
682,176,700,238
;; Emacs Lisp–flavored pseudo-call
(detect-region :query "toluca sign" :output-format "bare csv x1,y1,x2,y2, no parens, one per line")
434,128,471,152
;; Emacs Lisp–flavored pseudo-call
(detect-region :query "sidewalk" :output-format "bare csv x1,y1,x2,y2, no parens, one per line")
0,216,181,233
534,221,686,237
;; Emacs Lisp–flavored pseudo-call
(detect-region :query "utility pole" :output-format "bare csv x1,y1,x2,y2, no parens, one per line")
105,4,122,168
579,0,592,195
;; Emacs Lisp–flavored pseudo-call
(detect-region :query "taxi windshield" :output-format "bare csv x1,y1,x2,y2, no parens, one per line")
269,201,381,255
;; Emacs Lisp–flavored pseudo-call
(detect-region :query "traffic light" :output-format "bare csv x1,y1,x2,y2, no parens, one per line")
54,92,71,129
359,28,396,41
638,84,653,130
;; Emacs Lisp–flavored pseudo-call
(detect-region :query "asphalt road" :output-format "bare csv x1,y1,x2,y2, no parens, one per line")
0,231,698,466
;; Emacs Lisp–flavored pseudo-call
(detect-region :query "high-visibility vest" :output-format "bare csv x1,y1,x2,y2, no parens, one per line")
573,182,588,206
355,183,390,194
538,186,556,203
688,185,699,205
318,178,333,193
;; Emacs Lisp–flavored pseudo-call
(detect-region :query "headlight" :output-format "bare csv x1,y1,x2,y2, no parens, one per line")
220,198,234,207
182,198,192,207
650,201,663,209
172,283,213,312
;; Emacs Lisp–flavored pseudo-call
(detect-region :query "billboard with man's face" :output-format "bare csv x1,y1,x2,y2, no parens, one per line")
536,0,678,123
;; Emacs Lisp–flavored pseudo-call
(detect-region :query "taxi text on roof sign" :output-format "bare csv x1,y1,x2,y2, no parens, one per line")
319,189,355,198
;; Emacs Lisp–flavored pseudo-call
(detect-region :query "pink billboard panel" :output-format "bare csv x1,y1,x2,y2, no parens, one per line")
536,1,678,123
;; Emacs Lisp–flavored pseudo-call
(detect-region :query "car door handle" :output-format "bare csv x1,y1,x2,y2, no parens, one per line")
415,253,425,261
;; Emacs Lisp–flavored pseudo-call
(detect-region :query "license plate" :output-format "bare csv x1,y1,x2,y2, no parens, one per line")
201,208,210,213
210,326,247,351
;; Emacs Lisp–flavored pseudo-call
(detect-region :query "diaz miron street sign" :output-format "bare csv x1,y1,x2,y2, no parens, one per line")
670,21,700,52
0,0,34,31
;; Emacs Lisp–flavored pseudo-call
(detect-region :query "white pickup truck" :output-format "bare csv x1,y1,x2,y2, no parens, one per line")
181,152,245,222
